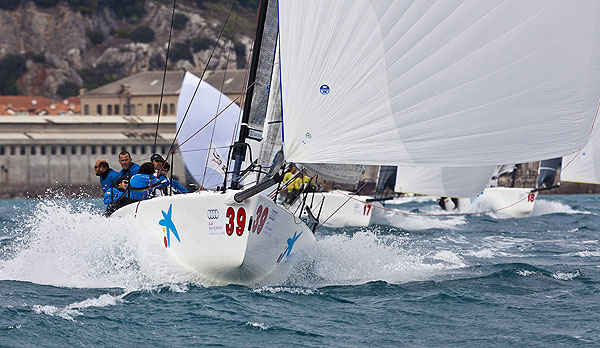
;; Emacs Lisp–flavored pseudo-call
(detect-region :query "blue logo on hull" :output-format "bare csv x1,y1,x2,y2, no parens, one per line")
159,204,180,248
320,84,330,95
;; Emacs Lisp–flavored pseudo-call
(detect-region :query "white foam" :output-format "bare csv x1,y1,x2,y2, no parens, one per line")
372,206,467,231
516,270,537,277
32,293,122,321
253,286,318,295
265,230,467,287
531,199,589,216
245,322,270,330
552,270,581,281
0,199,196,291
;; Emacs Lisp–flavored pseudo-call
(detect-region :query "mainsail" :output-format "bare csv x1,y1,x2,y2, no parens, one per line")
176,72,240,189
278,1,600,166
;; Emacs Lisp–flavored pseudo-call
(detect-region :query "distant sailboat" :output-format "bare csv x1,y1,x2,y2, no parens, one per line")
113,0,600,284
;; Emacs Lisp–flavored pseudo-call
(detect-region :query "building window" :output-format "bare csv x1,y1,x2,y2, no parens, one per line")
111,146,116,155
81,146,86,155
162,103,167,115
51,146,56,155
154,104,159,114
91,146,96,155
97,104,102,115
170,103,175,114
107,104,112,115
114,104,120,115
161,146,167,154
0,146,4,156
41,146,46,155
10,146,15,155
20,146,25,156
132,145,137,155
84,105,89,115
147,104,152,115
131,105,136,115
71,146,76,155
61,146,66,155
141,145,146,155
101,145,106,155
31,146,36,155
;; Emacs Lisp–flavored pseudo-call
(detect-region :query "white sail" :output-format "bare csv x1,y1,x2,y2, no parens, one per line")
278,1,600,166
561,121,600,184
176,72,241,189
394,165,496,197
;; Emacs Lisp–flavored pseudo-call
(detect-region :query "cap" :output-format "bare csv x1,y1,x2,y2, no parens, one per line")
150,153,164,162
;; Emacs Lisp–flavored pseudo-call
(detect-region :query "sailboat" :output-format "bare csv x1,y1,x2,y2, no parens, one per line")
113,1,600,285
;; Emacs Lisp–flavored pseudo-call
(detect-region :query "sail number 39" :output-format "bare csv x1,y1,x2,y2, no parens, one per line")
226,207,246,236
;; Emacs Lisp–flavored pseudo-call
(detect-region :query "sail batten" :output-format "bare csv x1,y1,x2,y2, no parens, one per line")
278,0,600,166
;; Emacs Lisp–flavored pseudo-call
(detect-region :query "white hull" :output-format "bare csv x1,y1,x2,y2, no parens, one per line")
456,187,538,217
288,191,382,228
113,191,314,285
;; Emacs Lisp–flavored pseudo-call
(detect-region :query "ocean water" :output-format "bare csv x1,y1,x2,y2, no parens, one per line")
1,195,599,347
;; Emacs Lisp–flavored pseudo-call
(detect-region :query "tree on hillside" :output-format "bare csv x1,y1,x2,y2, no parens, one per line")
0,54,26,95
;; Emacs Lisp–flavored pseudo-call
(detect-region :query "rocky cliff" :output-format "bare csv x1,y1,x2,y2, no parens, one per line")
0,0,254,99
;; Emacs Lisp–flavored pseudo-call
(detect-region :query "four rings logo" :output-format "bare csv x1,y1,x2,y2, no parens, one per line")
207,209,219,219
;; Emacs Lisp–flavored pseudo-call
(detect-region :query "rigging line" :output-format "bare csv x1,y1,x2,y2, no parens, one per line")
167,0,238,157
152,0,177,154
203,3,240,188
161,80,256,168
315,182,368,232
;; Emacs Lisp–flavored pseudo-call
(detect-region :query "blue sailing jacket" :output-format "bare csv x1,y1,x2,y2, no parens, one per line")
103,187,125,206
128,173,168,200
119,162,140,180
100,169,121,193
156,175,188,194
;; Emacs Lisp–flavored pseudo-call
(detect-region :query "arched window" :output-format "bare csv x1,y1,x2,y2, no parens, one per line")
147,104,152,115
170,103,175,114
96,105,102,115
107,105,113,115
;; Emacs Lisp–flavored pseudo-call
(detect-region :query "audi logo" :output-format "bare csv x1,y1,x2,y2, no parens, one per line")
207,209,219,219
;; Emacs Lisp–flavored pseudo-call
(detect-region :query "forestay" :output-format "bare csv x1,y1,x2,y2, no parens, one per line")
176,72,240,189
394,165,496,198
561,121,600,184
278,1,600,166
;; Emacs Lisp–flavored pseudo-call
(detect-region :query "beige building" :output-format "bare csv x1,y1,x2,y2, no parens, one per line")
80,70,247,116
0,115,185,198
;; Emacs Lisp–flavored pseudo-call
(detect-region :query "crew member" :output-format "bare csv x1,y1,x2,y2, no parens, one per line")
94,158,120,193
118,150,141,180
150,153,165,175
128,162,168,201
103,176,128,206
155,162,188,196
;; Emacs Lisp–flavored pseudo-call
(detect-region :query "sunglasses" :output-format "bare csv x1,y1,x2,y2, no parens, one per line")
93,165,99,169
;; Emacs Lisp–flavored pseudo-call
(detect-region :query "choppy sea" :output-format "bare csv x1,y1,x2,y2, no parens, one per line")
1,194,599,347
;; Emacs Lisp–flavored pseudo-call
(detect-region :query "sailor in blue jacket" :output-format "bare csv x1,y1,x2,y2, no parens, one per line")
118,150,141,180
94,159,121,193
103,176,129,206
155,162,188,196
128,162,168,201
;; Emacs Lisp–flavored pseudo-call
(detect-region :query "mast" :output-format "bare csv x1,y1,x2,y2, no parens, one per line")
230,0,270,188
